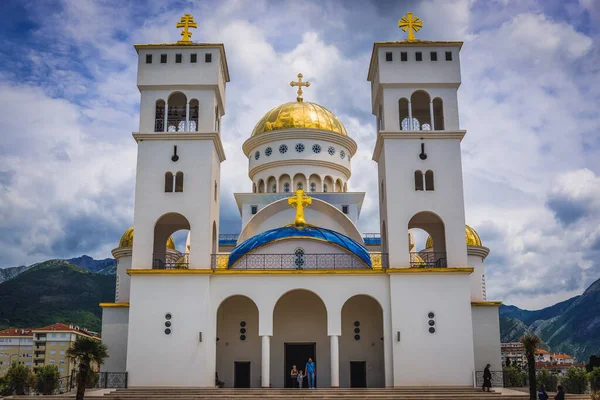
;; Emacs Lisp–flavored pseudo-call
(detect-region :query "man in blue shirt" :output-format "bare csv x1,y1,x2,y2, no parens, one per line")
305,357,316,389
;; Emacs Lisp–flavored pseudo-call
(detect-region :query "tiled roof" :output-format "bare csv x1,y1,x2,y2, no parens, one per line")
0,328,33,337
553,353,573,359
536,349,549,354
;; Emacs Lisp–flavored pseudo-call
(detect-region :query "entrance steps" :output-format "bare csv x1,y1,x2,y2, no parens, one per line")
12,387,592,399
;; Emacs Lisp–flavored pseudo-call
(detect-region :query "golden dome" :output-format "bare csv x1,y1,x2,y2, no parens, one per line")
425,224,482,249
251,101,347,136
118,227,176,250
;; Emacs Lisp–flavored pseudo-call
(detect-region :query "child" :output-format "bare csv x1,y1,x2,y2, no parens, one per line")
297,370,305,388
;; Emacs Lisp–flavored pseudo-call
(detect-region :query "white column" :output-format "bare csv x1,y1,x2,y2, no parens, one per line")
330,335,339,387
429,101,435,130
407,101,413,130
261,335,270,388
163,103,169,132
185,102,190,132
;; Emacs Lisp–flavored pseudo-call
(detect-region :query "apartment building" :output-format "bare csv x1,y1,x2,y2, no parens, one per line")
0,328,34,376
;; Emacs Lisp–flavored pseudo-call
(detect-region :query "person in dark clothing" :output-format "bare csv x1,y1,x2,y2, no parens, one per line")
554,385,565,400
538,384,549,400
482,364,492,392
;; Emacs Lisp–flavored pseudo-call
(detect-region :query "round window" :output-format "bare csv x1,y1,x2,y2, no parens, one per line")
165,328,172,335
340,150,345,159
265,147,272,156
295,143,305,153
328,146,335,156
279,144,288,154
254,151,260,160
312,144,321,153
165,313,172,320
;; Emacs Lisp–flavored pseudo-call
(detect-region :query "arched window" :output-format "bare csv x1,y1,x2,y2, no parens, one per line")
297,183,303,190
414,170,424,191
214,181,217,201
272,184,277,193
410,91,432,130
310,182,316,192
258,179,265,193
155,100,165,132
433,98,444,130
252,183,257,193
323,184,328,193
175,172,184,192
399,98,409,130
283,182,290,193
189,99,199,131
212,221,217,254
425,170,435,191
167,92,187,132
165,172,174,192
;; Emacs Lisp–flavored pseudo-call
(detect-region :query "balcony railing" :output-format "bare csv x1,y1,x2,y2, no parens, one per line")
152,253,189,270
410,252,447,268
212,253,374,270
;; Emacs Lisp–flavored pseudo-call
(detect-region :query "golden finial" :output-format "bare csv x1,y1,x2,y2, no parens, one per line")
398,12,423,42
176,14,198,44
290,73,310,103
288,189,312,227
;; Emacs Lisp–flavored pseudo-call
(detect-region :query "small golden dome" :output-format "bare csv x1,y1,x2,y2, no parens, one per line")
425,224,483,249
118,227,176,250
251,101,347,136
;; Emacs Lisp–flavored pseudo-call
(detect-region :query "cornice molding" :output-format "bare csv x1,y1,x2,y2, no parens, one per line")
372,130,466,161
467,246,490,260
111,247,132,260
249,159,351,180
242,129,358,157
128,269,213,275
99,303,130,308
471,301,502,307
132,132,226,162
387,267,473,274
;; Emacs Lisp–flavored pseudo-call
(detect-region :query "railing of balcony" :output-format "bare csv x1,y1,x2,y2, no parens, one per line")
218,234,239,246
152,253,189,270
410,252,447,268
362,233,381,245
211,253,375,270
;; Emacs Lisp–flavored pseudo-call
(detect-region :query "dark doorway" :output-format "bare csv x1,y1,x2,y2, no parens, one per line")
284,343,316,388
234,361,251,388
350,361,367,388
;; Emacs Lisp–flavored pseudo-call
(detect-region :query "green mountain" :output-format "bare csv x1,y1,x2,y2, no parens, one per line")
0,264,34,284
0,259,115,333
500,277,600,362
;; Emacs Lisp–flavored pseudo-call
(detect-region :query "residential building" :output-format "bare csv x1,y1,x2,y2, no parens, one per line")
501,342,526,366
0,328,34,376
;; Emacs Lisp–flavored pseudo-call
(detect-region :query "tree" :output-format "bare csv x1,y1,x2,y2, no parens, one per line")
588,355,600,372
4,362,34,395
561,366,589,394
589,367,600,392
537,368,558,392
520,333,541,400
506,358,512,368
66,336,108,400
35,364,60,395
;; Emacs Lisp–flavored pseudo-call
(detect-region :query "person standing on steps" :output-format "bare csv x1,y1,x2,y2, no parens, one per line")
554,385,565,400
482,364,492,392
305,357,316,389
290,365,298,388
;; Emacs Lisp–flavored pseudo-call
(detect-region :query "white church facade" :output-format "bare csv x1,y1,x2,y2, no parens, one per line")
100,13,502,388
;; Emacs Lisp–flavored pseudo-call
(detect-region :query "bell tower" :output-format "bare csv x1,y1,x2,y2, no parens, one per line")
130,14,229,270
368,13,467,269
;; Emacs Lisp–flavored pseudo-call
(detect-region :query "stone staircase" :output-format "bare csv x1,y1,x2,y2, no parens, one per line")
10,387,592,399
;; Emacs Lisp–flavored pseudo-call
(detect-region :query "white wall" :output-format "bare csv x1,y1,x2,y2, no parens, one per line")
340,295,385,388
216,296,261,388
126,275,213,387
101,307,129,372
131,140,220,269
380,138,467,268
468,254,486,301
116,256,131,303
389,274,475,386
471,306,502,376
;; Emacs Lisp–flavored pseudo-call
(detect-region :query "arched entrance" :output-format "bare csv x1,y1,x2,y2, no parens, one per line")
340,295,384,387
408,211,447,267
272,290,328,388
216,296,260,388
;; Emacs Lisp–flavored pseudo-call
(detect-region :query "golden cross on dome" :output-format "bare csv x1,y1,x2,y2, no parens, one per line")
176,14,198,44
290,73,310,103
398,12,423,42
288,189,312,227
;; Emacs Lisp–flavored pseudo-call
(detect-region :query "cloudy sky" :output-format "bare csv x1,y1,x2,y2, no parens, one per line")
0,0,598,309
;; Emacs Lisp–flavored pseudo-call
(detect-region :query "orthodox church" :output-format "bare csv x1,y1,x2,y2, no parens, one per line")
100,13,502,388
